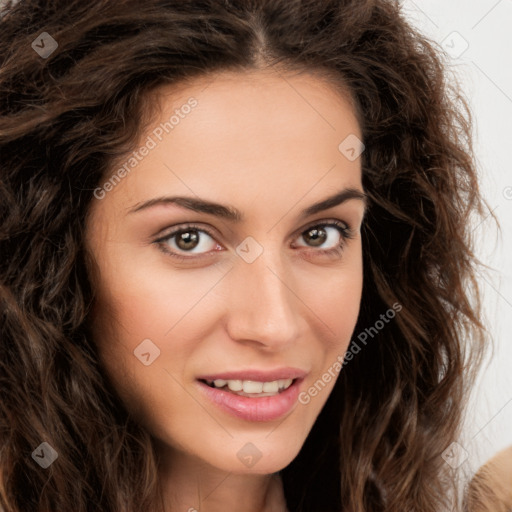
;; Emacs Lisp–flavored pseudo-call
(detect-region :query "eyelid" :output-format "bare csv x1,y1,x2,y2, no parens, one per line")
154,219,351,243
153,222,219,243
295,217,350,236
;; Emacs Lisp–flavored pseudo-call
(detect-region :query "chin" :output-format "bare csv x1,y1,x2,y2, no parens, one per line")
203,437,304,475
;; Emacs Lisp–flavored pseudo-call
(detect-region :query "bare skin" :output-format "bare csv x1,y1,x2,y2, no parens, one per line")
85,68,366,512
467,445,512,511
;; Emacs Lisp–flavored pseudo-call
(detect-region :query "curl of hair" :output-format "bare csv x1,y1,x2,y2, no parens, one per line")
0,0,491,511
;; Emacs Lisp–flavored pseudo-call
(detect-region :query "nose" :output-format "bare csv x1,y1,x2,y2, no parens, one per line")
223,246,301,350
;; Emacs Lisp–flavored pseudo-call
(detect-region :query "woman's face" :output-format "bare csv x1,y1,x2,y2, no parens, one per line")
85,69,366,476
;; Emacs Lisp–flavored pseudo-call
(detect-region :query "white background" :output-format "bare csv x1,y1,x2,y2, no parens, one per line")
401,0,512,474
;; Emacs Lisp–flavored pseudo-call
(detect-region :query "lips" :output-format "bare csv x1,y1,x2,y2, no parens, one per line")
196,377,304,422
195,367,308,422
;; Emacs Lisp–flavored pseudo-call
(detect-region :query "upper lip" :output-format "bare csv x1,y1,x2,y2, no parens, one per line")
197,367,308,382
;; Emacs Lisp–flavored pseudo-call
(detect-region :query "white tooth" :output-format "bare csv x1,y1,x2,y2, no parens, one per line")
227,380,243,392
277,379,285,389
242,380,264,393
262,381,279,393
213,379,227,388
282,378,293,390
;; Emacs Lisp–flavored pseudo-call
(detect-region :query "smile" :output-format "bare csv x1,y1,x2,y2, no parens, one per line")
202,378,294,396
196,377,304,422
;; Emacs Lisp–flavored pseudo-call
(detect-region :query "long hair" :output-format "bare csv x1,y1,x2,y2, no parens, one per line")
0,0,491,510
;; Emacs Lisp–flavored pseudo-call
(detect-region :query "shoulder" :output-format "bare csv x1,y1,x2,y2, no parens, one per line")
466,445,512,512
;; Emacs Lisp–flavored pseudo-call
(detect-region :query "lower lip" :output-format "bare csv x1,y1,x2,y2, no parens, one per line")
196,379,303,422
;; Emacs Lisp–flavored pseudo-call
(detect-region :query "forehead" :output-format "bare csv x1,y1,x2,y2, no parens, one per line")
150,68,361,142
91,69,364,223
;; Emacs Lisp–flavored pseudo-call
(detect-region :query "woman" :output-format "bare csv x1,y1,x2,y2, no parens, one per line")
0,0,491,510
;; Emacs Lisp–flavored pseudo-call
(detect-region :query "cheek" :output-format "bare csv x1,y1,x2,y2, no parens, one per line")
90,247,222,345
89,280,203,434
87,253,226,420
305,251,363,394
304,245,363,340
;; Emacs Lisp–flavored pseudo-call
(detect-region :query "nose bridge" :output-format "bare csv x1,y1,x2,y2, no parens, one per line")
225,242,300,346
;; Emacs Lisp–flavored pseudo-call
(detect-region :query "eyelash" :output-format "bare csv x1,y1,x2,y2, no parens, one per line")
153,219,355,262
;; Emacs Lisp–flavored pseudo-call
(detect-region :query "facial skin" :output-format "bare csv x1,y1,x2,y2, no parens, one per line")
85,69,366,512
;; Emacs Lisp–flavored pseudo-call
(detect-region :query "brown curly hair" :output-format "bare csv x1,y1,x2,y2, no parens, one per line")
0,0,491,510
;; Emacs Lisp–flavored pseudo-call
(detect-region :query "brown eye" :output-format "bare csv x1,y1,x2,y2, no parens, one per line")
296,222,349,251
303,227,328,247
175,230,200,251
156,225,220,257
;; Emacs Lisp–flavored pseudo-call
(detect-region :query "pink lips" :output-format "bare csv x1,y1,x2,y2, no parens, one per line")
195,367,308,422
197,378,304,422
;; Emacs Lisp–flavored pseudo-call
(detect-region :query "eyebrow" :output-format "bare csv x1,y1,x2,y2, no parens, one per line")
127,187,367,221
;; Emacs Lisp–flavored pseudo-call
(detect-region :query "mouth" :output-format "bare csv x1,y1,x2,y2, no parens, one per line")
196,376,306,422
